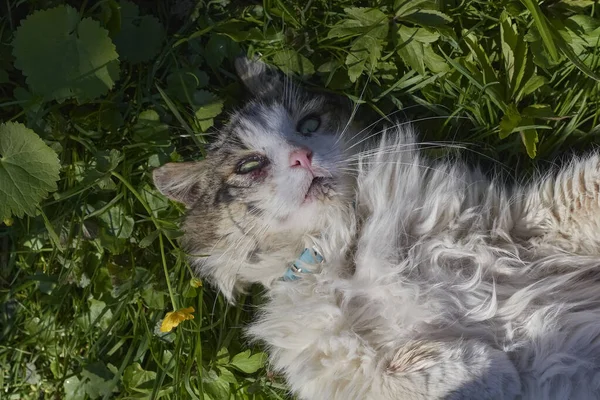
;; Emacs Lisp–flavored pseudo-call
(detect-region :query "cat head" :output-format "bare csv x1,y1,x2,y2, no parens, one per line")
153,57,361,300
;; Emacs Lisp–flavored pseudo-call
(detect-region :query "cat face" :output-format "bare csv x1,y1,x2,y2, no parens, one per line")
152,58,360,297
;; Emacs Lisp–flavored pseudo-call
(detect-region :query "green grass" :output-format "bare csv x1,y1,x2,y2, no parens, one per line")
1,0,600,398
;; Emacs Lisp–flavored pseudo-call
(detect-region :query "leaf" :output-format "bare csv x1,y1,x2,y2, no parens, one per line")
12,5,119,102
112,1,164,64
202,368,230,400
99,0,122,36
0,122,61,220
318,60,341,74
410,28,440,44
400,9,453,27
520,127,538,158
344,7,387,25
520,0,559,61
142,285,165,309
522,104,554,119
205,34,240,69
140,184,169,216
463,34,499,89
139,230,159,248
565,15,600,45
217,366,238,384
98,204,134,239
328,8,386,39
64,376,86,400
193,90,224,131
395,0,434,17
214,21,264,42
216,347,230,365
95,149,123,173
25,362,41,385
500,13,529,97
160,306,195,332
462,35,505,110
499,104,522,139
183,285,197,298
167,67,209,103
229,350,267,374
346,24,388,82
551,25,600,82
123,362,157,390
132,109,170,144
89,299,113,330
81,362,114,398
272,50,315,77
327,19,367,39
423,45,449,73
397,26,425,75
558,0,595,9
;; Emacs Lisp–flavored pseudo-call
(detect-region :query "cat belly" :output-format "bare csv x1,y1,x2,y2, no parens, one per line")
249,262,600,400
249,276,520,400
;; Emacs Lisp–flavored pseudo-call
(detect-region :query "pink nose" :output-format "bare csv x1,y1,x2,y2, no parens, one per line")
289,148,313,169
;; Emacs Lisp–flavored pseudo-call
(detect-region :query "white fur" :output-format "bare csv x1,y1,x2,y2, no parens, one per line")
243,127,600,399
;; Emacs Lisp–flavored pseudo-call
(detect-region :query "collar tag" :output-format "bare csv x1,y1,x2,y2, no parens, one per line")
281,248,324,281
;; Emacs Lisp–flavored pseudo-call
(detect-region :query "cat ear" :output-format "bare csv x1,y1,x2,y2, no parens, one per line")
152,162,204,207
234,56,282,98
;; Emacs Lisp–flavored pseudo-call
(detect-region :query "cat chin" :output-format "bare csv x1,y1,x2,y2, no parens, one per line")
275,201,333,233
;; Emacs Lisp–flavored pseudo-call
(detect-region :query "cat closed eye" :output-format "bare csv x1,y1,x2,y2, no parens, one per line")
297,116,321,136
235,156,268,174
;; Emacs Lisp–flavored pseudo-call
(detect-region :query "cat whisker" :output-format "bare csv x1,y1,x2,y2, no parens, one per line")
337,104,449,147
339,142,468,163
338,162,470,184
343,116,471,154
334,77,371,146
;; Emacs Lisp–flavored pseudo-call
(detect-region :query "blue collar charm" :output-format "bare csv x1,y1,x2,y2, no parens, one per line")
282,247,324,281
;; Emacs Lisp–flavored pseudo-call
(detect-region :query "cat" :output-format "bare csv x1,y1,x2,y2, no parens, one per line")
153,57,600,399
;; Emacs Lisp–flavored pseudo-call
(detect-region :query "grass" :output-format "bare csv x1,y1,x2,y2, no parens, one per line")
1,0,600,399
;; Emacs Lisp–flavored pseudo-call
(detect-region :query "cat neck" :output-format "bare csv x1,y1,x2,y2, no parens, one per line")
189,201,358,301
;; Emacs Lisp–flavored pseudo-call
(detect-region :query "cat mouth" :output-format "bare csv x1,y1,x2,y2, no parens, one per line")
304,177,334,201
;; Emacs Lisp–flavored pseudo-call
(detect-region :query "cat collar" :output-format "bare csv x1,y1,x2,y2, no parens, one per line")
282,247,324,281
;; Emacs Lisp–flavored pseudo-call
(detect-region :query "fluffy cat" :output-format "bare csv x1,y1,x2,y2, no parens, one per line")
153,58,600,399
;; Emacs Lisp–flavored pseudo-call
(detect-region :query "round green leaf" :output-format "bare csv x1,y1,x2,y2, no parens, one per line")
0,122,61,220
12,5,120,102
112,1,164,64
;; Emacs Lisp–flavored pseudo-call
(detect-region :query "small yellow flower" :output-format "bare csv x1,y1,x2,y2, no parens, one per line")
3,218,13,227
160,306,195,333
190,278,203,288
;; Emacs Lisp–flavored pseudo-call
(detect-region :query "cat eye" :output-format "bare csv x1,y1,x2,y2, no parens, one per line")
235,155,268,174
296,116,321,136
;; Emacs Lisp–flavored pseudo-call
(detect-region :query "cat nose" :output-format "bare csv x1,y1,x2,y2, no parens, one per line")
289,148,313,170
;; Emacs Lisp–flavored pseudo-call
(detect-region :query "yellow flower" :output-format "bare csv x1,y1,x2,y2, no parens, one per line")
160,306,195,333
190,278,203,288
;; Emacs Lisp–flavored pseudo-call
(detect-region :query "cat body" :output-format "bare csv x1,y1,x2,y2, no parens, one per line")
154,59,600,399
